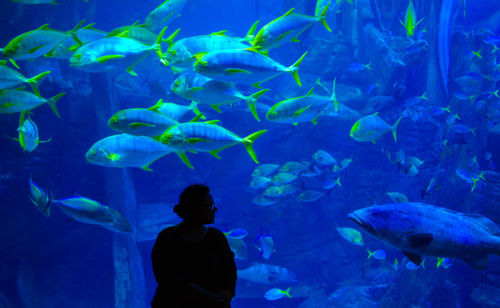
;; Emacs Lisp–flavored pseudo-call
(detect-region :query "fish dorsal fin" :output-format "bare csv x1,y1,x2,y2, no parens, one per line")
464,213,500,236
204,120,220,125
283,8,295,16
210,30,227,36
306,87,314,96
148,99,163,112
406,232,433,248
402,251,422,265
82,23,97,30
192,52,207,61
38,24,51,30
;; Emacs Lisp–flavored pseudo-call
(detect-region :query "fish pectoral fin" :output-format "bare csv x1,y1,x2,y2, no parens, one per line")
209,150,221,159
463,255,489,271
402,251,422,265
96,55,125,63
293,105,311,118
128,122,156,128
224,68,252,75
186,137,210,144
210,105,222,113
406,232,433,248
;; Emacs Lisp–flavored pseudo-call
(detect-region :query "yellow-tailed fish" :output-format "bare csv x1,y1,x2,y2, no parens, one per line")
158,121,267,168
400,0,423,37
28,176,51,217
70,27,167,76
0,89,64,117
264,287,292,301
108,107,179,137
15,112,50,152
2,21,84,60
54,196,132,233
150,99,203,120
193,48,307,87
349,112,403,143
0,61,50,96
145,0,187,32
336,226,364,246
85,134,174,171
252,3,331,51
49,23,108,59
170,71,268,120
108,22,159,45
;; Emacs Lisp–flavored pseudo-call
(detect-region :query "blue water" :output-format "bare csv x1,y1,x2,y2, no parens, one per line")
1,0,500,307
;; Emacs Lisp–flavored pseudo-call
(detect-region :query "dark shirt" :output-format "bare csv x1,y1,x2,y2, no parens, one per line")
151,226,237,308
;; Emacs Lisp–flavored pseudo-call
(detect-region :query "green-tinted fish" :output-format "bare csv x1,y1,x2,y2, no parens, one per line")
170,72,268,120
0,90,64,117
145,0,187,32
49,24,108,59
313,149,336,165
159,121,267,167
252,195,278,206
70,27,166,75
250,176,272,189
2,22,82,60
349,112,403,143
252,3,331,51
279,161,309,174
336,227,364,246
85,134,173,171
0,62,50,95
150,99,202,120
263,185,282,198
400,0,423,37
54,196,132,233
28,176,51,217
252,163,280,177
385,191,409,203
108,22,159,45
193,49,307,87
266,85,336,124
162,30,251,69
272,172,297,184
16,113,50,152
108,106,179,137
228,237,248,260
297,190,324,202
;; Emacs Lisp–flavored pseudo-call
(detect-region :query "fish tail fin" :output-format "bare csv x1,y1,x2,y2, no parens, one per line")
391,116,403,143
163,28,181,47
330,77,339,112
27,71,51,97
189,101,206,119
317,2,332,31
246,89,269,121
153,27,168,60
242,130,267,164
289,51,308,87
47,92,65,118
367,249,374,259
283,287,292,298
176,151,194,169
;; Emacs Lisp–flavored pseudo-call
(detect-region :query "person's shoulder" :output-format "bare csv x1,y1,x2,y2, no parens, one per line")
158,226,177,238
208,227,227,239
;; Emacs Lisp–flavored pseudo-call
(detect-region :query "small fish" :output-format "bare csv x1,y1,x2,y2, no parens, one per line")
436,257,452,269
400,0,423,37
336,227,364,246
250,176,272,189
0,62,50,95
107,106,179,137
224,228,248,239
264,287,292,301
322,176,341,189
385,191,409,203
350,112,403,143
54,196,132,233
297,190,325,202
28,176,51,217
153,100,202,120
455,168,485,192
252,195,278,206
393,258,399,270
145,0,187,32
348,62,371,73
367,249,386,260
0,90,64,118
272,172,297,184
406,259,425,270
256,233,275,259
252,164,280,177
312,149,336,165
279,161,309,174
238,263,297,285
228,237,248,260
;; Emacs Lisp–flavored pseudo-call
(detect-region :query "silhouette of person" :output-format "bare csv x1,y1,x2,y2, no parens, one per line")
151,184,237,308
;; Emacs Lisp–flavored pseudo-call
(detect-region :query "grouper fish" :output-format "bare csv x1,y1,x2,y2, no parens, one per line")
348,202,500,270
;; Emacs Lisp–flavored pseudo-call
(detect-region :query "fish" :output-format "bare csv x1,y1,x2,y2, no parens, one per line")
224,228,248,239
193,49,307,87
162,30,251,68
322,176,341,189
256,233,275,259
406,259,424,270
436,257,452,269
2,22,83,60
400,0,423,37
385,191,409,203
16,113,50,152
158,121,267,167
348,202,500,270
0,62,50,95
265,85,336,125
70,27,166,75
348,62,371,72
250,176,272,189
312,149,336,165
252,163,280,177
455,169,485,192
145,0,187,32
227,237,247,260
264,287,292,301
251,4,331,51
152,99,202,120
0,90,64,118
279,161,309,174
367,249,386,260
107,106,179,137
252,195,278,206
170,71,268,120
28,176,51,217
296,190,324,202
85,134,173,171
49,24,108,59
108,22,159,46
272,172,297,184
336,227,364,246
349,112,403,143
237,263,297,284
54,196,132,233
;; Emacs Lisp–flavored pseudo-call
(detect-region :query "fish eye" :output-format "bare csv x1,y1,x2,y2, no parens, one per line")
170,50,176,55
174,80,180,86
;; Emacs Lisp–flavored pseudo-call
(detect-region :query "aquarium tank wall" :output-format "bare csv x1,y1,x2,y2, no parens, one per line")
1,0,500,307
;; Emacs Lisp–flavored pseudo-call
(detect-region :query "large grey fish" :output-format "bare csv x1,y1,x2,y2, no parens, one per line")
348,202,500,270
237,263,297,285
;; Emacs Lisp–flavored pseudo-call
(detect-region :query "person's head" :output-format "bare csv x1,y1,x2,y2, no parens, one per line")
173,184,217,224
